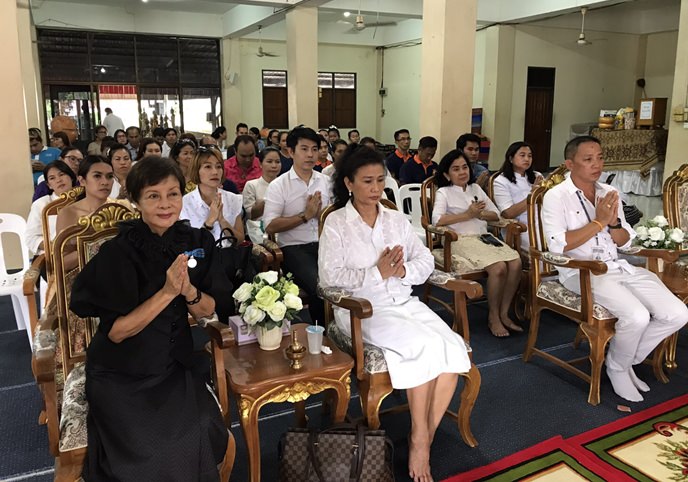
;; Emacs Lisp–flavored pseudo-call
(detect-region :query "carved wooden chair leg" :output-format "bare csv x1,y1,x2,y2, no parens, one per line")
583,324,613,406
523,309,542,362
456,364,481,448
219,432,236,482
664,332,679,372
647,341,670,384
360,378,393,430
572,325,584,349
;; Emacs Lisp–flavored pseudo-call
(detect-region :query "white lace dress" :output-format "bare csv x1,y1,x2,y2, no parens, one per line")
318,201,471,389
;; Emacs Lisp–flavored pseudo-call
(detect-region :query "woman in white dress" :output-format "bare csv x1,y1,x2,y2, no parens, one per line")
108,143,133,200
180,147,244,243
432,150,522,338
242,147,282,243
26,161,77,257
492,141,543,251
319,145,471,482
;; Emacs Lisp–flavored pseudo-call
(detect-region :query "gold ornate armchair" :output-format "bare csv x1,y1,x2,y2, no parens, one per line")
523,179,679,405
317,200,482,446
32,203,237,481
23,187,84,343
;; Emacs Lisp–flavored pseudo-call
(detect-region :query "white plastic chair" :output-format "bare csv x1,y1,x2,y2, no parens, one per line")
384,176,401,206
398,184,427,246
0,213,32,346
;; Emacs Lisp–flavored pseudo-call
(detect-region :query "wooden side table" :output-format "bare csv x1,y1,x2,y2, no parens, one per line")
223,324,354,482
658,263,688,372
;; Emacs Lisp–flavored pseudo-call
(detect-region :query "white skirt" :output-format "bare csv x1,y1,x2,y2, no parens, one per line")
334,297,471,389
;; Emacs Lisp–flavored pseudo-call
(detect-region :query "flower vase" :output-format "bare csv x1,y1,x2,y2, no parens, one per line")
256,325,282,351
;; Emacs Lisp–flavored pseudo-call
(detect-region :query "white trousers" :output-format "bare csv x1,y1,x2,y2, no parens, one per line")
563,265,687,372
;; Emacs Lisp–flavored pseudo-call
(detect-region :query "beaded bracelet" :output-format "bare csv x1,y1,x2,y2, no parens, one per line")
186,288,202,305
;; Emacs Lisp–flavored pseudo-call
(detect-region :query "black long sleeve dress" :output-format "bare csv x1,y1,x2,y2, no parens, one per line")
70,219,231,481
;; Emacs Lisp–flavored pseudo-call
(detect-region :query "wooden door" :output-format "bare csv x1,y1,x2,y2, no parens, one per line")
523,67,555,172
318,89,333,128
262,86,288,129
334,90,356,128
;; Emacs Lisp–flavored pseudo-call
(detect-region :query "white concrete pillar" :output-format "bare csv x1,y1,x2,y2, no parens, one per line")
2,0,33,267
17,0,43,130
665,0,688,181
419,0,477,156
286,6,318,129
221,37,243,135
481,26,515,169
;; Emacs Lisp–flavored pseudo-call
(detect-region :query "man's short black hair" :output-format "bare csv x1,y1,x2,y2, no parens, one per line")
327,127,340,136
249,127,260,136
163,127,177,136
394,129,410,141
235,122,248,132
347,129,360,140
455,133,481,151
125,126,140,135
564,135,601,161
152,127,165,137
418,136,438,150
233,134,256,150
286,127,321,150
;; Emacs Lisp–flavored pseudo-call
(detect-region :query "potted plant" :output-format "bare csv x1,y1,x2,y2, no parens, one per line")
232,271,303,350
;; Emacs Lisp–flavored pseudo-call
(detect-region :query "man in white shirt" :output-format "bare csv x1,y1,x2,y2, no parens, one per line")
102,108,125,134
542,136,687,402
263,127,332,324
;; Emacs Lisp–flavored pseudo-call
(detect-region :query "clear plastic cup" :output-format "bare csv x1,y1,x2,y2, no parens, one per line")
305,325,325,355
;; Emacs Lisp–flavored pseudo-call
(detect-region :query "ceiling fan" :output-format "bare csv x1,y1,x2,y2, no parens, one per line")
338,0,397,34
576,7,592,45
256,26,278,57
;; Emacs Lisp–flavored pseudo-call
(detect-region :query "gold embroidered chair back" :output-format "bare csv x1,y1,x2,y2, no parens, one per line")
53,202,139,376
42,187,84,276
663,163,688,235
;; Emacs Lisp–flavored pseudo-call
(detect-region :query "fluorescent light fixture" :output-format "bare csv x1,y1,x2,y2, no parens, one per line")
343,11,351,17
100,67,106,73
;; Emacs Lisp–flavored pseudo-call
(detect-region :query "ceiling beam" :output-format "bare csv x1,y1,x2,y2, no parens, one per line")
476,0,635,24
222,0,330,37
318,0,422,19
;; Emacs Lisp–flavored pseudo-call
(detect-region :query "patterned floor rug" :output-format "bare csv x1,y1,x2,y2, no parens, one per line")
445,394,688,482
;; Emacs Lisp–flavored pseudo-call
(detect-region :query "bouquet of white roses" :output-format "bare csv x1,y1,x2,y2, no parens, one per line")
232,271,302,331
634,215,686,250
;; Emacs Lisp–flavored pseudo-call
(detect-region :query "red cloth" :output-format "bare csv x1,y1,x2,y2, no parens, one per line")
224,156,262,192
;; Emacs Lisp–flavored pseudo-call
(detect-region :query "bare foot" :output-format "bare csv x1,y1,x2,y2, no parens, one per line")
408,435,433,482
488,318,510,338
501,314,523,333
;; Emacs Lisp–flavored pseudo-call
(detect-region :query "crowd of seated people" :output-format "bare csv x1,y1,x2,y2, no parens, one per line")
23,117,687,482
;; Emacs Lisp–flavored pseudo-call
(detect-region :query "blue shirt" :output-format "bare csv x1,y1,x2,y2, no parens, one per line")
31,147,61,185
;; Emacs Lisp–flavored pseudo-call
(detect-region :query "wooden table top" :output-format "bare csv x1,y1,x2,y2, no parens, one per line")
223,324,354,394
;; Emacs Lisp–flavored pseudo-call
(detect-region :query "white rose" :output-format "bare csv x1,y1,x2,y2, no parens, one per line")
648,226,665,241
635,225,649,240
669,228,685,243
652,215,669,227
283,293,303,311
238,302,247,315
267,301,287,321
233,282,253,302
257,271,279,285
243,305,266,326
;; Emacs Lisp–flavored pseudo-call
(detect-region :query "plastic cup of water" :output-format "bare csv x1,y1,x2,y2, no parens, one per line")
305,325,325,355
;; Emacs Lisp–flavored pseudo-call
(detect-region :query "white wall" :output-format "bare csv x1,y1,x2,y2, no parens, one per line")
234,39,378,135
509,25,641,165
643,30,679,126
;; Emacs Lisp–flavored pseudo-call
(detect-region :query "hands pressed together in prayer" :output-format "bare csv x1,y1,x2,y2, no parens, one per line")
467,199,486,218
595,190,620,226
377,245,406,279
163,254,197,300
304,191,322,220
205,192,225,227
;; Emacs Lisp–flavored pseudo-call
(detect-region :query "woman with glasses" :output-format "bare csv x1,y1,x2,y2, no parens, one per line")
108,143,133,200
170,138,198,194
181,147,244,243
113,129,127,146
88,125,108,155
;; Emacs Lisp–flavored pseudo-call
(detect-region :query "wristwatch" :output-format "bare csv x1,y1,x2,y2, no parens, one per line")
608,218,623,229
299,213,308,224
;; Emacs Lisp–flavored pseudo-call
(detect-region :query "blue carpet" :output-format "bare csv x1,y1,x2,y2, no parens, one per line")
0,291,686,481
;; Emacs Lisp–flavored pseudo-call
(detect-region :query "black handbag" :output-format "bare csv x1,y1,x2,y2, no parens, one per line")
278,423,395,482
215,229,258,292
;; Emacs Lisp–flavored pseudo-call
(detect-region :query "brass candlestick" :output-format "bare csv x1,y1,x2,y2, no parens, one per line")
285,328,307,369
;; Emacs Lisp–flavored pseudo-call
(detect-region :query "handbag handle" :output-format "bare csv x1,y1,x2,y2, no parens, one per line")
306,424,367,482
215,228,237,248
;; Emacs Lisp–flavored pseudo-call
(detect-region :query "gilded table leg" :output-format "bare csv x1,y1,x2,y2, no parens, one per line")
237,396,262,482
331,372,352,423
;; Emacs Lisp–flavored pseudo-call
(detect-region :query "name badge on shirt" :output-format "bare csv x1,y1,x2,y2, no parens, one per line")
592,246,605,261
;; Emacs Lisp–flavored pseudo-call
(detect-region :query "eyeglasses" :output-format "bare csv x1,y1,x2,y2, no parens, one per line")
64,155,83,163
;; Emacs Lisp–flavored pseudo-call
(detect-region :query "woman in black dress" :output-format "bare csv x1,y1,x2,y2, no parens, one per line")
70,156,231,481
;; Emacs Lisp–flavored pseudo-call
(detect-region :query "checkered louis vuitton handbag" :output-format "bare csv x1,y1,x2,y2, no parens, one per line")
278,423,395,481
